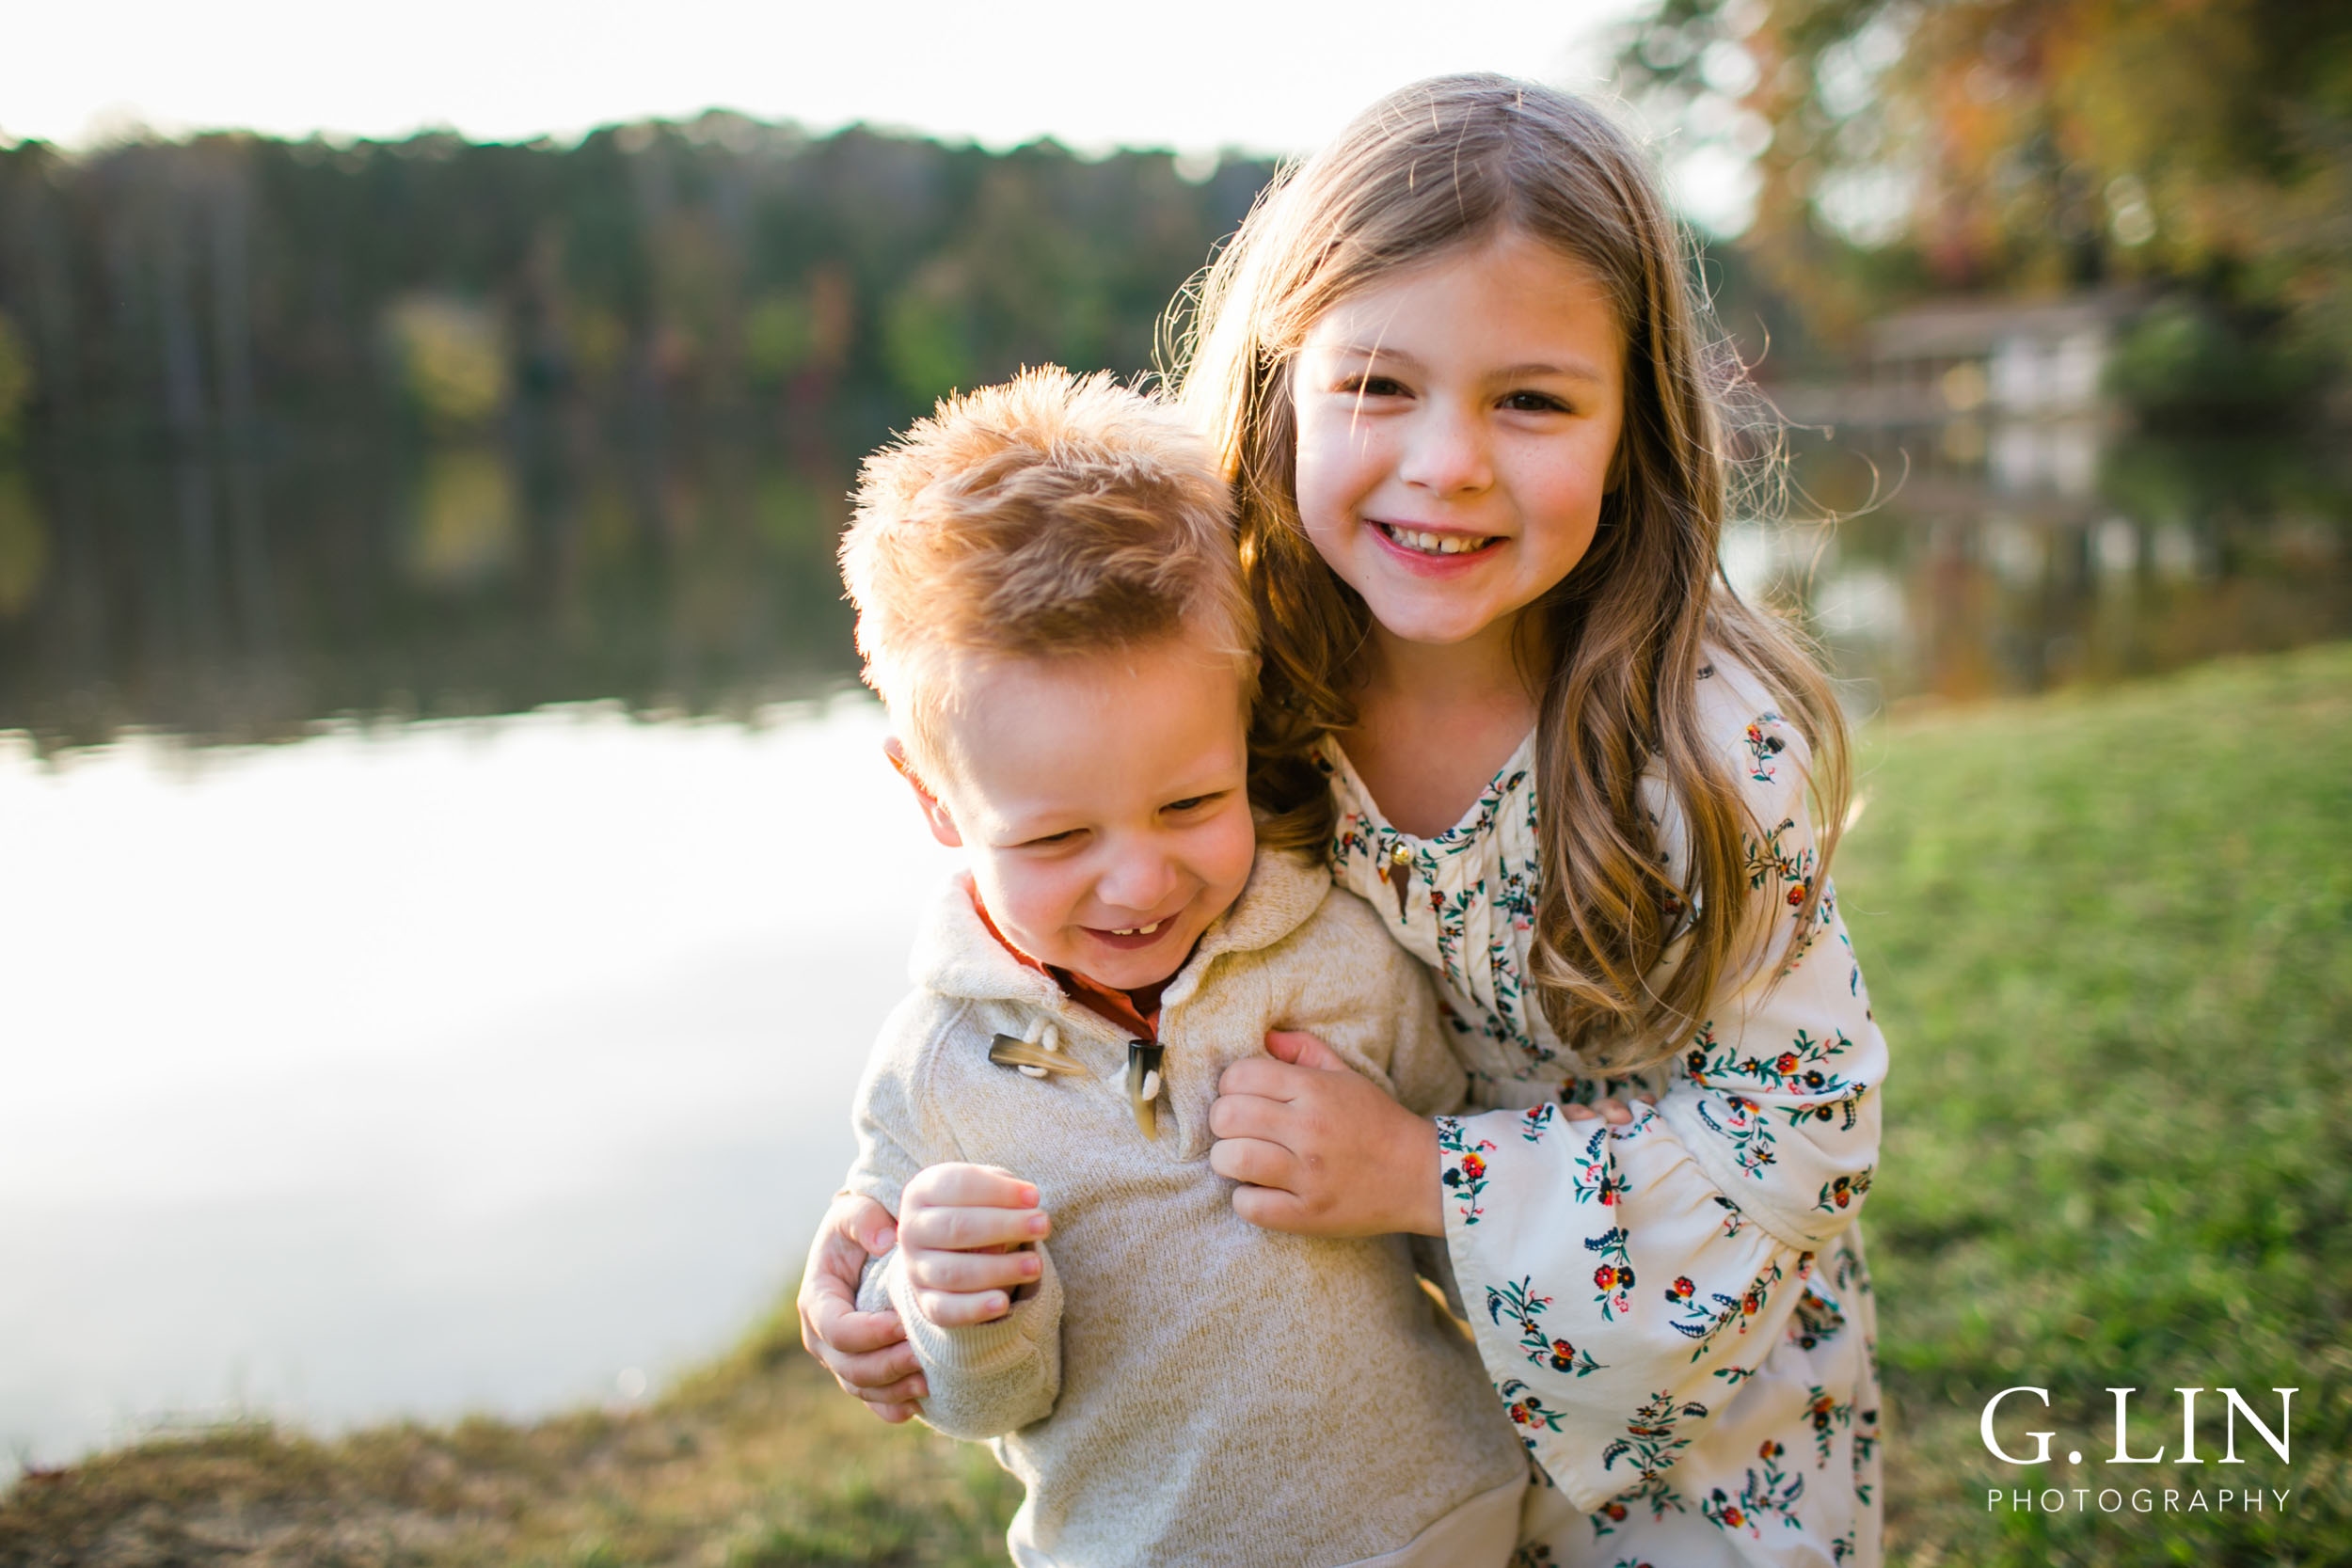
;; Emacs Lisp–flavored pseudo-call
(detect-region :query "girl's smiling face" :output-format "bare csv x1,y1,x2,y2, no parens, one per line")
1291,230,1626,655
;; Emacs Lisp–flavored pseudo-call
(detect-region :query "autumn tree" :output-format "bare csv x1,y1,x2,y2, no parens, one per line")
1616,0,2352,364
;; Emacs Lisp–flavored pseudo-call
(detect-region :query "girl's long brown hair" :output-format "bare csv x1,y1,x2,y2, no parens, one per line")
1167,74,1851,1074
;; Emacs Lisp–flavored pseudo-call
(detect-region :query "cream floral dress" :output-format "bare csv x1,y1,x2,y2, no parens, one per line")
1322,657,1886,1568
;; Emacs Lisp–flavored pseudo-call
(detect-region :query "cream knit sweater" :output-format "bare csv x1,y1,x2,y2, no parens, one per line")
847,847,1529,1568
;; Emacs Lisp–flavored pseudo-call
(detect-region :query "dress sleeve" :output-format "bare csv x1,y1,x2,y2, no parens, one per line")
1435,706,1886,1513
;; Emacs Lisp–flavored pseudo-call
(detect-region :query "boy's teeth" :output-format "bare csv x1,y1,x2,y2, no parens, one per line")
1384,524,1490,555
1110,920,1165,937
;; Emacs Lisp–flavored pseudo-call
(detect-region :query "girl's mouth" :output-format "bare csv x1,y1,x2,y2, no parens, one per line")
1372,520,1499,558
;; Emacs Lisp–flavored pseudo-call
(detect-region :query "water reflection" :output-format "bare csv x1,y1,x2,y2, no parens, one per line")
0,430,863,754
2,701,957,1465
2,427,2345,752
1725,428,2351,708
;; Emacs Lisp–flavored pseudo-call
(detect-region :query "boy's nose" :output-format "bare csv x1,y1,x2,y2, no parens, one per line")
1396,403,1493,496
1094,852,1181,921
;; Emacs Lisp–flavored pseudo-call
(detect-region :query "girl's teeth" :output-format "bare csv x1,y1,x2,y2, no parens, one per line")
1385,525,1490,555
1110,920,1165,937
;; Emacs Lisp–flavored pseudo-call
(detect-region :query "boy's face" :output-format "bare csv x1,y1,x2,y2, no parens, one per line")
900,632,1257,994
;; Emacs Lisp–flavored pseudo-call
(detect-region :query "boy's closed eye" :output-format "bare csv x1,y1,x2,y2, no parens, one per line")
1162,791,1227,814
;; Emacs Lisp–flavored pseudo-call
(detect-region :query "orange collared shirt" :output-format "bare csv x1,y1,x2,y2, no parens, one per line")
967,879,1163,1041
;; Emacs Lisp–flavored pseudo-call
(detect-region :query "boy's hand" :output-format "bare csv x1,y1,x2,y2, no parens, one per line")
898,1163,1051,1326
1209,1029,1444,1239
799,1191,925,1422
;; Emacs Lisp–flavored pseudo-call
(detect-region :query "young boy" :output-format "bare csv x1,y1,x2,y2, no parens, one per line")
834,368,1526,1567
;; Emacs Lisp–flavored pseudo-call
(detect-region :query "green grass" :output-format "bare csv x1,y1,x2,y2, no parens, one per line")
6,643,2348,1565
1843,642,2352,1565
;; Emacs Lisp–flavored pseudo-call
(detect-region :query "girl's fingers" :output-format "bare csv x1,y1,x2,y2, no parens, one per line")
1215,1055,1313,1101
916,1287,1014,1326
1205,1091,1290,1145
1263,1028,1350,1071
898,1201,1051,1253
850,1370,929,1406
1562,1096,1648,1125
1230,1181,1312,1233
839,1192,898,1256
1206,1134,1300,1192
903,1244,1044,1294
818,1334,923,1397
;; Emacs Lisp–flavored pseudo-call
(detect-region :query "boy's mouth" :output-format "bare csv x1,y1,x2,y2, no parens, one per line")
1086,916,1177,951
1371,520,1499,558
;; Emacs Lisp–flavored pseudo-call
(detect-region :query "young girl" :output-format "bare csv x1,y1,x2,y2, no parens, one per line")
802,74,1885,1567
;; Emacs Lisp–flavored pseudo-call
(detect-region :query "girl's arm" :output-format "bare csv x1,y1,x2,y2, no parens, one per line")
797,1191,925,1422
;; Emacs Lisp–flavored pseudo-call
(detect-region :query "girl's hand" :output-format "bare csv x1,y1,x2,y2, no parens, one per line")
797,1190,925,1422
1208,1029,1443,1238
1560,1093,1659,1127
898,1163,1052,1326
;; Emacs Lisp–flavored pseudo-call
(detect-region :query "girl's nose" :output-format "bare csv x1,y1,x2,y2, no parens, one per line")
1396,402,1493,496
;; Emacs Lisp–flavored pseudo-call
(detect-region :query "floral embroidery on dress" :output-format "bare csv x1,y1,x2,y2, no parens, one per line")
1664,1257,1786,1364
1806,1385,1856,1465
1688,1022,1861,1099
1569,1120,1629,1205
1851,1402,1882,1504
1586,1226,1636,1319
1790,1278,1848,1351
1703,1440,1805,1537
1818,1167,1874,1212
1694,1091,1777,1177
1502,1376,1571,1444
1599,1391,1710,1521
1743,712,1789,782
1437,1117,1497,1224
1489,1276,1606,1377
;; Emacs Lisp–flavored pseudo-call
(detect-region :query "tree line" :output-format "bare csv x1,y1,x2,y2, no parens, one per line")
0,114,1279,451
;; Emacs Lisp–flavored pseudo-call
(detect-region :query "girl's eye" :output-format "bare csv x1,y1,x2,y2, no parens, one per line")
1501,389,1571,413
1164,794,1215,814
1339,374,1408,398
1022,829,1083,847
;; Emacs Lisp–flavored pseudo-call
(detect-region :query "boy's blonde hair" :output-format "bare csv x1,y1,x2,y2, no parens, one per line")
840,366,1255,772
1168,74,1851,1075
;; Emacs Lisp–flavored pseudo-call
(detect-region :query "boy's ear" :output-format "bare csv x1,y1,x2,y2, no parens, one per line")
884,736,962,848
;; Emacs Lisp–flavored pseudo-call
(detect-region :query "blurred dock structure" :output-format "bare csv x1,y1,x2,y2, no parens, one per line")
1773,289,2149,432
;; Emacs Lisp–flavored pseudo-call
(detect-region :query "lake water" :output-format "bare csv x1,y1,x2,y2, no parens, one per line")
3,424,2346,1465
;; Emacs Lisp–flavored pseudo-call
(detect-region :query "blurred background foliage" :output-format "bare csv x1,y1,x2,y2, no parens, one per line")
1613,0,2352,417
0,117,1276,452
